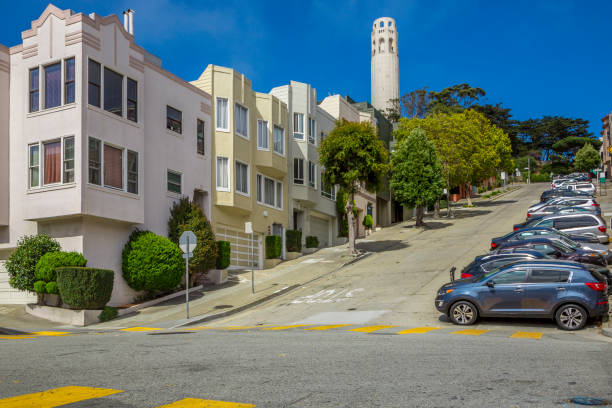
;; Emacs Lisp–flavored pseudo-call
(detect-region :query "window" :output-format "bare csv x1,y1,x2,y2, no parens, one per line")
273,125,284,155
321,172,336,200
537,219,554,228
28,144,39,187
197,119,205,155
167,106,182,133
482,259,517,272
64,58,75,104
43,140,61,184
88,137,101,185
293,113,304,139
308,161,316,188
104,67,123,116
380,21,384,27
103,144,123,189
533,244,557,256
29,68,39,112
320,132,327,144
167,170,182,194
257,120,269,149
493,269,527,284
308,118,316,144
44,63,61,109
294,158,304,184
235,103,248,138
264,178,275,206
127,78,137,122
216,97,229,131
256,174,283,209
530,269,570,283
235,161,249,195
216,157,229,191
276,182,282,208
63,137,74,183
127,150,138,194
256,174,262,202
88,59,101,107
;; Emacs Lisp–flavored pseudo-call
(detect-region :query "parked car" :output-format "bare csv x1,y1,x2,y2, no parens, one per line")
572,183,596,195
528,197,599,213
526,205,600,220
459,251,549,280
551,179,570,189
491,227,600,250
435,260,609,330
540,189,592,203
513,213,609,243
507,232,612,263
494,237,607,267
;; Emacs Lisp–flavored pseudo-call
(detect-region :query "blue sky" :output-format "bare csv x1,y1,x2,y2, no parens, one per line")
2,0,609,136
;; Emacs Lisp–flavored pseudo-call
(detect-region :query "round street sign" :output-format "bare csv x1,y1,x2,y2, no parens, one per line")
179,230,197,254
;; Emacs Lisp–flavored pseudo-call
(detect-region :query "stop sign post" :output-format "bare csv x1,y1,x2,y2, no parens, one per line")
179,231,197,319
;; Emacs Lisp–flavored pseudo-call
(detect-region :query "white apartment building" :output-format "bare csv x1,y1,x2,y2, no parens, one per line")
0,5,213,305
269,81,339,248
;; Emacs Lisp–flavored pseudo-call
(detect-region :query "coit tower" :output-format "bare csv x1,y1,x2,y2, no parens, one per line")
371,17,399,113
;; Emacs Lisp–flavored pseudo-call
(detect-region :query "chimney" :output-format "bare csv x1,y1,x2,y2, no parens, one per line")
123,11,128,31
128,9,134,35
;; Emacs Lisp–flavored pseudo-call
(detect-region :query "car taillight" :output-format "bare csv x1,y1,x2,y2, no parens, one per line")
585,282,607,292
592,203,600,207
598,226,606,233
461,273,473,279
513,227,518,231
527,213,531,218
490,242,497,249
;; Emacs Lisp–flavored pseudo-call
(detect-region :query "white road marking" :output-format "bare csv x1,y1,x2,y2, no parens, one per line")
290,288,364,304
293,310,389,325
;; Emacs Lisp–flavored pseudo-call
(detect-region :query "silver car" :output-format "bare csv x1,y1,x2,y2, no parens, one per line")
529,197,599,213
573,183,596,195
527,205,600,220
527,213,609,243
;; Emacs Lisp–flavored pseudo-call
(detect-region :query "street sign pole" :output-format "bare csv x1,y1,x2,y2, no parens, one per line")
185,237,190,319
179,230,197,320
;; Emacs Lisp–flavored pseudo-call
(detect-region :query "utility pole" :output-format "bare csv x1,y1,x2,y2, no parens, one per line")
528,157,531,184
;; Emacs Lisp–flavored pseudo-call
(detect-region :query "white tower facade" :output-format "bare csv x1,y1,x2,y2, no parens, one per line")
371,17,399,113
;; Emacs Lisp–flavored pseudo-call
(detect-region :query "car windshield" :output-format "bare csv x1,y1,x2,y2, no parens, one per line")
552,240,574,254
559,236,579,249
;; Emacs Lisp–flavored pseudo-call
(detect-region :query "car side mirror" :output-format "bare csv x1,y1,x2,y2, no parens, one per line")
486,280,495,288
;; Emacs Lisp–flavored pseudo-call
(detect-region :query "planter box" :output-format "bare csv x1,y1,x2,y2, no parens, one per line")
285,251,302,261
25,304,103,326
206,269,228,285
43,293,61,307
263,259,282,269
302,247,317,255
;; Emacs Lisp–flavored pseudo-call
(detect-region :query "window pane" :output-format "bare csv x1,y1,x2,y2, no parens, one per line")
43,141,61,184
258,120,268,149
294,158,303,184
273,125,284,154
88,138,101,185
217,157,228,189
127,78,137,122
197,119,205,155
29,145,39,187
167,106,182,133
530,269,570,283
235,104,248,137
257,174,262,202
293,113,304,139
494,269,527,284
29,68,39,112
236,162,248,194
167,171,181,194
104,144,123,189
216,98,228,129
44,63,61,109
88,60,101,107
63,137,74,183
127,150,138,194
64,58,75,104
104,67,123,116
264,178,275,206
276,182,282,208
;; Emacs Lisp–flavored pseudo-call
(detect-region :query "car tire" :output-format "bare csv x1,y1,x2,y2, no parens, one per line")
449,301,478,326
555,304,588,331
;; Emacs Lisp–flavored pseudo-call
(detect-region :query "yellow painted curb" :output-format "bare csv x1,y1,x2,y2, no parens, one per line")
304,324,352,331
451,329,489,336
120,327,163,332
397,327,441,335
155,397,255,407
349,325,397,333
510,331,543,339
0,386,122,408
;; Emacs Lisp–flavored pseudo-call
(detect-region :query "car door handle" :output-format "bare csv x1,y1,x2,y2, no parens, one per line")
514,288,524,292
556,287,566,291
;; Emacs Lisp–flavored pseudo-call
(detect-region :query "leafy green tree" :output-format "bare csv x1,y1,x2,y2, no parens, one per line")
6,234,61,292
573,143,601,173
320,120,389,254
428,83,485,114
518,116,592,161
391,128,445,226
552,136,602,158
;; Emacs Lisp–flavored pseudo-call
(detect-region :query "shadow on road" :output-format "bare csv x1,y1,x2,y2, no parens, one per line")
447,209,492,219
356,240,409,253
473,200,518,207
402,221,452,230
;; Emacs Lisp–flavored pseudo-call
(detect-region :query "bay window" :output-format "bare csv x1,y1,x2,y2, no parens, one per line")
29,68,39,112
293,158,304,184
127,78,137,122
235,161,249,195
64,57,75,104
216,97,229,131
127,151,138,194
103,144,123,189
308,161,316,188
63,137,74,183
293,113,304,139
88,59,101,107
28,144,39,188
44,63,61,109
256,174,283,210
273,125,284,155
88,137,101,185
28,137,75,188
257,120,268,149
104,67,123,116
235,103,248,138
216,157,229,191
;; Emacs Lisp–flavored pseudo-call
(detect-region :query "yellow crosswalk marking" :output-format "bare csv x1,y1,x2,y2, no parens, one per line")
510,331,543,339
397,327,441,335
0,386,122,408
28,331,70,336
0,335,36,340
451,329,489,336
349,325,397,333
304,324,352,331
183,326,212,331
262,325,311,331
156,398,255,407
120,327,163,332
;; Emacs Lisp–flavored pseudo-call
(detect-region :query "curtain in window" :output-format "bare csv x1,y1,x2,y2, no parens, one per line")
104,144,123,188
45,63,61,109
265,178,275,206
217,98,228,129
217,157,228,188
43,141,61,184
274,126,284,154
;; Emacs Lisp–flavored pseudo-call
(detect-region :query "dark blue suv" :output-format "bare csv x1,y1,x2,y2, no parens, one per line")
435,260,609,330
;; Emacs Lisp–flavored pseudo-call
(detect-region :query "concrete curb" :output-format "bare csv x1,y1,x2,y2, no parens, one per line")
602,327,612,339
488,186,522,201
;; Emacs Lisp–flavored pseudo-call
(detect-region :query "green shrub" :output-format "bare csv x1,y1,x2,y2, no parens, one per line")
286,230,302,252
362,214,373,228
122,230,183,292
33,280,47,294
98,306,118,322
56,267,114,310
6,234,61,292
35,251,87,282
265,236,282,259
45,281,59,295
167,197,194,244
216,241,231,269
305,236,319,248
530,173,551,183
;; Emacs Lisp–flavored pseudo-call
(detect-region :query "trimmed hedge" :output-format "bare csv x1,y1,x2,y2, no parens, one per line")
6,234,61,292
216,241,231,269
265,235,282,259
35,251,87,282
122,230,183,292
305,236,319,249
362,214,373,228
98,306,118,322
45,281,59,295
56,267,114,310
286,230,302,253
33,280,47,294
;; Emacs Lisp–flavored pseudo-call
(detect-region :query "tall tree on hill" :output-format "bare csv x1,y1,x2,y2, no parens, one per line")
573,143,601,173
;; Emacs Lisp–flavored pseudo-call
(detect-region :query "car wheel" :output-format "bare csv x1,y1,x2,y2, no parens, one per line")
555,304,587,331
449,301,478,325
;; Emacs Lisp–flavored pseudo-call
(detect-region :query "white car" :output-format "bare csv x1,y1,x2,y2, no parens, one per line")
574,183,596,195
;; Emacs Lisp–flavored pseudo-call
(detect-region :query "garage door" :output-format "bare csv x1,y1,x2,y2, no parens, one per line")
215,225,262,269
310,215,330,248
0,260,37,304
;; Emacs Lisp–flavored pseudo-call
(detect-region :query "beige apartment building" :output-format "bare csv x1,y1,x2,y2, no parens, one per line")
0,5,213,305
192,65,288,268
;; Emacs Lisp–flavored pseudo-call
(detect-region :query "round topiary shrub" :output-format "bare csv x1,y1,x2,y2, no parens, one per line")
45,281,59,295
56,267,114,310
35,251,87,282
33,280,47,294
6,234,61,292
362,214,373,229
122,230,183,292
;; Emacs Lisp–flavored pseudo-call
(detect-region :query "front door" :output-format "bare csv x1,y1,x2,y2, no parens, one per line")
481,268,528,314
